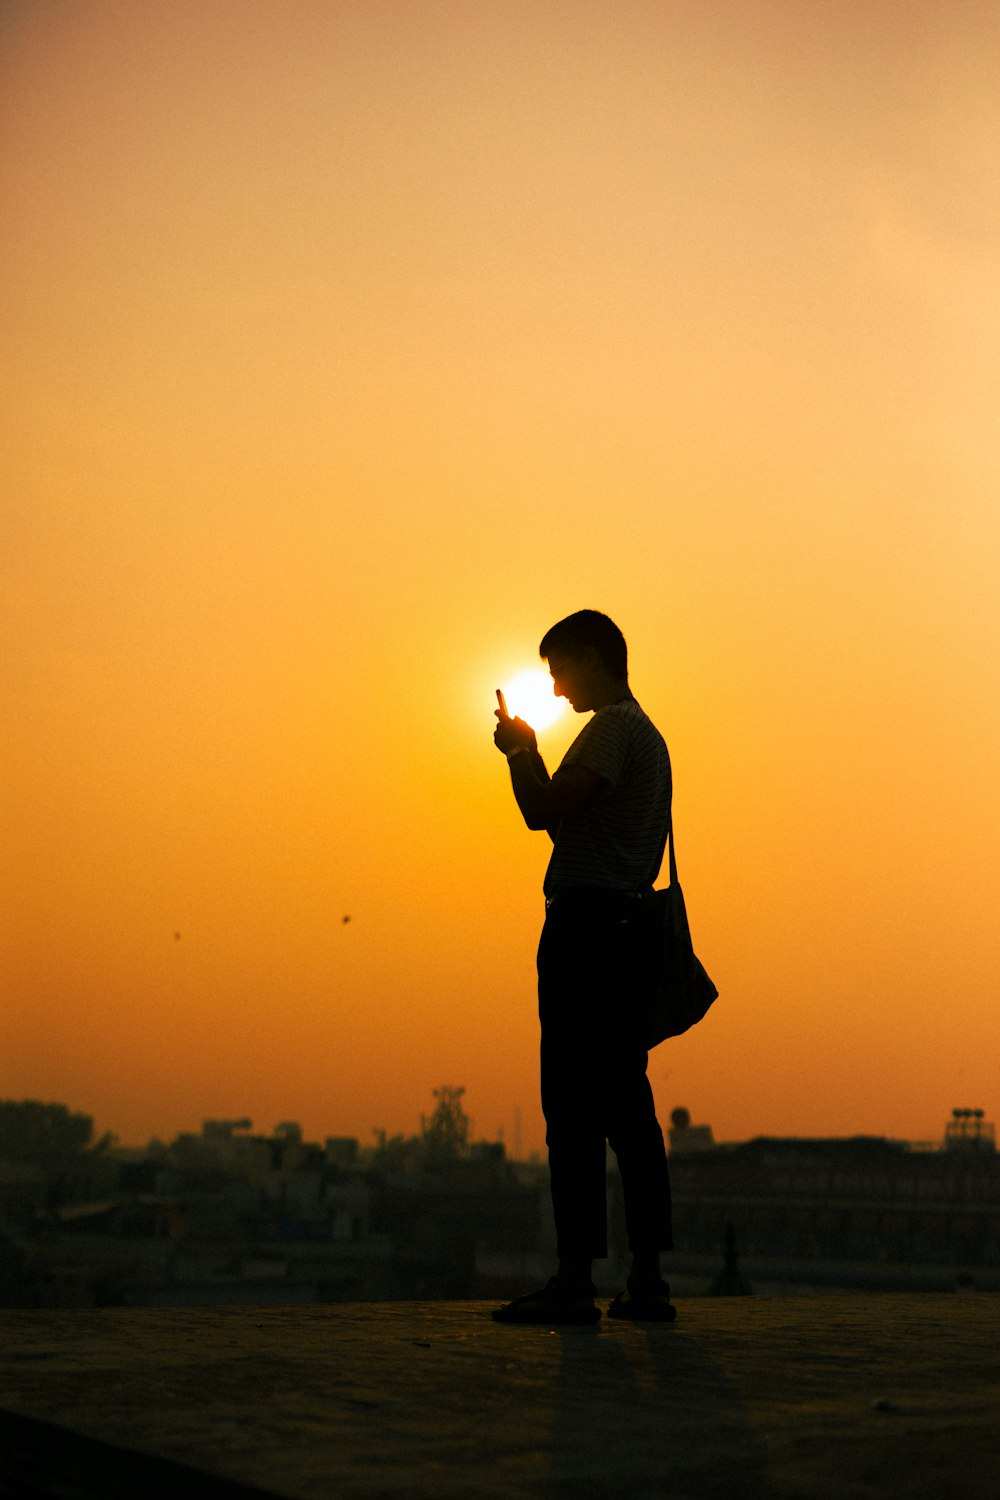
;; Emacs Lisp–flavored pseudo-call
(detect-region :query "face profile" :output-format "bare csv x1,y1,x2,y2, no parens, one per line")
546,642,623,715
546,651,583,708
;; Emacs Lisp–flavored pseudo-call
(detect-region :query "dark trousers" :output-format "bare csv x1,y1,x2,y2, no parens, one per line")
537,889,673,1260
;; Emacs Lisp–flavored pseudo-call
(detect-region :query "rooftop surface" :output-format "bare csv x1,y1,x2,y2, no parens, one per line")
1,1294,998,1498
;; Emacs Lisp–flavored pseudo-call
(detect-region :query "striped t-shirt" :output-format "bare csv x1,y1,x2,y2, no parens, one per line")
542,697,671,899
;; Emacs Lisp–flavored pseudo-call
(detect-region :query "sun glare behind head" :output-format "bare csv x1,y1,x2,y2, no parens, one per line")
502,669,565,731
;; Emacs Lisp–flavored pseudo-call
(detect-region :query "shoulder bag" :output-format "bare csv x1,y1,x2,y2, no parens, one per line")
643,814,718,1048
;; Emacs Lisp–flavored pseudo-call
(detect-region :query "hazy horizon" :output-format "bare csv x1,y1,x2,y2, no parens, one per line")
4,1089,988,1163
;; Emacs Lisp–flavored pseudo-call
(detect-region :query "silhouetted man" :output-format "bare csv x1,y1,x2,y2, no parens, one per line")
492,610,675,1323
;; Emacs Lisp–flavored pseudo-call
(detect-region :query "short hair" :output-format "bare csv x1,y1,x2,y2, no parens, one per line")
539,610,628,679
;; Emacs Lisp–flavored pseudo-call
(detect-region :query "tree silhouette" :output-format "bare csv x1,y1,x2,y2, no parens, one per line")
0,1100,114,1166
421,1086,470,1164
368,1087,474,1177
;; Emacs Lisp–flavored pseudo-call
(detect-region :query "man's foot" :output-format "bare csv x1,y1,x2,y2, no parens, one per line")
607,1278,677,1322
491,1277,601,1325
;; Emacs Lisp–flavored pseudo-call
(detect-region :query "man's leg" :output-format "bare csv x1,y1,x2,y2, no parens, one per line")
490,899,605,1324
606,1053,673,1257
540,1027,609,1264
604,905,676,1319
538,900,612,1266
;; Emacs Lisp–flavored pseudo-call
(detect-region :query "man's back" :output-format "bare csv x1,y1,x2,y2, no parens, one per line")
544,698,671,899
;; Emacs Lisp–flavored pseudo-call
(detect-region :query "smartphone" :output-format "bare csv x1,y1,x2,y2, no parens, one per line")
496,688,509,718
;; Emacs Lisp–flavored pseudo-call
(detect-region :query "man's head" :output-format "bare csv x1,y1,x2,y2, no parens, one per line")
539,610,629,713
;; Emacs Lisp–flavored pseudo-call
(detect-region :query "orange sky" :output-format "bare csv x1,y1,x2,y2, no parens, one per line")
3,0,998,1155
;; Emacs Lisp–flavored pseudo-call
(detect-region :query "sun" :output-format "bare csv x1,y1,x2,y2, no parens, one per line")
501,668,566,732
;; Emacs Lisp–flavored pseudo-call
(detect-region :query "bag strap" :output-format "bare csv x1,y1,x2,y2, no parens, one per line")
667,814,679,887
651,793,678,890
650,743,677,889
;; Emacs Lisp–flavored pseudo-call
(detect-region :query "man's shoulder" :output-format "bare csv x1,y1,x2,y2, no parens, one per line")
598,698,664,740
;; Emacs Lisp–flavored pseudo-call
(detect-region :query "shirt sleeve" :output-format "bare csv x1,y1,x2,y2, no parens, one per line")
559,708,630,789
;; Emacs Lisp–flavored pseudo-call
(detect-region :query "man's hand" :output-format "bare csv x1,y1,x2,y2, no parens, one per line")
493,711,537,756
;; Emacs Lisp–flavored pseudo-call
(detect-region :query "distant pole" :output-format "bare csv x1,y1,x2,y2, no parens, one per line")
708,1221,753,1296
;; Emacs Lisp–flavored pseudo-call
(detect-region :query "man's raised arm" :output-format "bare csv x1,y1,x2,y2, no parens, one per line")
508,755,608,833
494,712,607,834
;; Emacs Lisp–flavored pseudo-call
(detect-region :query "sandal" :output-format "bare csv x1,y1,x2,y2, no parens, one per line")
491,1277,601,1325
607,1278,677,1322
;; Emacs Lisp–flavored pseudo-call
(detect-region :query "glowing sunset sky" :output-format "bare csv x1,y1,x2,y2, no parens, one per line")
3,0,998,1154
